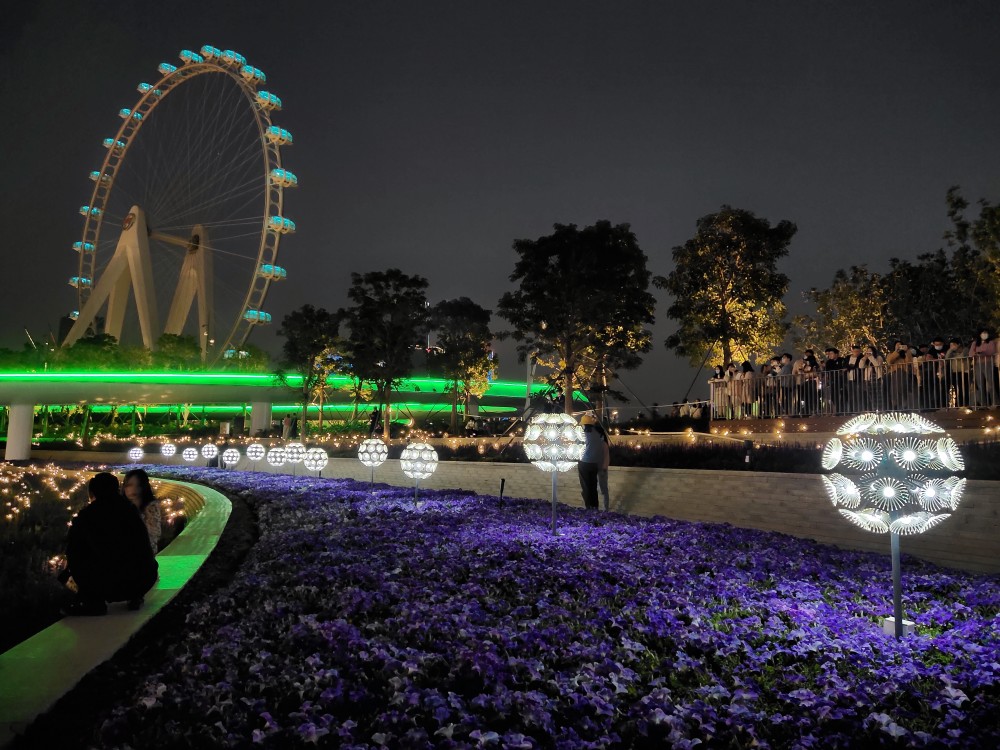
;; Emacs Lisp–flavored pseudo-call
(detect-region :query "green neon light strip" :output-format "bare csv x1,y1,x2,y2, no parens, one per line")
0,371,577,398
37,403,519,415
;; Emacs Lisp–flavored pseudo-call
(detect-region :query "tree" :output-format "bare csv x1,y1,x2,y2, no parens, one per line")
152,334,201,370
339,269,429,439
793,266,894,353
942,186,1000,331
431,297,495,434
277,305,341,438
497,221,655,414
655,206,795,367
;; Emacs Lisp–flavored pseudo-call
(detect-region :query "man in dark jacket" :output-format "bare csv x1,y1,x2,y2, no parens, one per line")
64,472,158,615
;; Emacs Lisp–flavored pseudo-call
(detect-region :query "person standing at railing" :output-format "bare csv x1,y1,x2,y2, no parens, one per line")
886,341,915,410
945,338,969,407
724,362,740,419
762,359,779,418
708,365,727,419
969,328,998,408
793,350,820,416
844,344,865,413
860,345,885,411
737,361,756,418
822,347,846,415
777,353,794,416
920,337,948,410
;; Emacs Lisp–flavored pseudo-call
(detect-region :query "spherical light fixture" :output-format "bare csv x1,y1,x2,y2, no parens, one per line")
304,447,328,475
182,447,198,462
822,411,965,638
127,446,143,462
358,437,388,489
523,413,586,534
161,442,177,458
266,446,286,468
221,448,241,468
284,441,306,474
400,441,438,502
246,442,265,464
201,443,219,460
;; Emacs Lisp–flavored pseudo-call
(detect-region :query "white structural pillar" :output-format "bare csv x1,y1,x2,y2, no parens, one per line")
4,404,35,461
250,402,272,436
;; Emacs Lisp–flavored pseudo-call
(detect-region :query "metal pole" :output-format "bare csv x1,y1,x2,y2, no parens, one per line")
370,465,375,492
550,472,558,535
414,477,420,505
891,530,903,638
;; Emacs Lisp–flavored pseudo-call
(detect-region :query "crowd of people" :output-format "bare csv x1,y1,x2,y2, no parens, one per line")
709,328,1000,419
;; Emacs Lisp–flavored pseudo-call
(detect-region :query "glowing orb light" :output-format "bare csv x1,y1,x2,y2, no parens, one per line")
246,443,265,462
201,443,219,460
221,448,241,468
523,413,586,534
266,446,286,467
182,447,198,462
358,438,389,468
304,447,328,474
161,443,176,458
285,442,306,463
400,442,438,502
127,447,143,462
823,412,965,638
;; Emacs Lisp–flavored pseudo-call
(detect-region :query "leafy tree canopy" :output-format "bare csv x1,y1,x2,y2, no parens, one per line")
655,206,795,368
497,221,655,413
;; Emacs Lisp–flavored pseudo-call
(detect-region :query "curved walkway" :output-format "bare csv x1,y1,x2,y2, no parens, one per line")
0,479,232,747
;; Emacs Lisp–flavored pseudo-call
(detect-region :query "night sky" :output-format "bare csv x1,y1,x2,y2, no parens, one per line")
2,0,998,412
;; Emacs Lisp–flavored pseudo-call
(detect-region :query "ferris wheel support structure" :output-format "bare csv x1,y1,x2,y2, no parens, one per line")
62,46,294,363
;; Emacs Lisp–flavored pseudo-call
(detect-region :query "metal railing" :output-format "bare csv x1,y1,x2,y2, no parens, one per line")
708,354,999,420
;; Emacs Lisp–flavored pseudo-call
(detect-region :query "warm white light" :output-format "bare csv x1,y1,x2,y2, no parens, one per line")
161,443,176,457
221,448,241,467
284,442,306,464
358,438,388,468
523,413,585,473
266,446,286,467
201,443,219,459
182,447,198,462
246,443,265,461
127,447,143,462
400,442,438,480
304,448,328,473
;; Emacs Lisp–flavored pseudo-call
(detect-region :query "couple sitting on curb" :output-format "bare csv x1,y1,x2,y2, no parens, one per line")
61,472,159,616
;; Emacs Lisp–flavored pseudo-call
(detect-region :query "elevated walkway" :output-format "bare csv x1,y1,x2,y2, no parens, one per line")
0,479,232,748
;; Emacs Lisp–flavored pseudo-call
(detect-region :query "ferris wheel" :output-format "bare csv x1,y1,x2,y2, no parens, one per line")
63,45,296,363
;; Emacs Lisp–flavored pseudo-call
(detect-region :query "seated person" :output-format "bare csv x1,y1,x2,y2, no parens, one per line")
63,472,158,615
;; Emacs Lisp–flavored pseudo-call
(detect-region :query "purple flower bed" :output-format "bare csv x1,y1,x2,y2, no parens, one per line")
97,467,1000,748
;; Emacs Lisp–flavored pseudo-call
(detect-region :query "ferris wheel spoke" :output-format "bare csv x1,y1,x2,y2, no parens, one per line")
66,49,290,361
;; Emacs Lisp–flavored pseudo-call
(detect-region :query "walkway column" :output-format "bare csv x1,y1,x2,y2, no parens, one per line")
250,401,272,437
4,403,35,461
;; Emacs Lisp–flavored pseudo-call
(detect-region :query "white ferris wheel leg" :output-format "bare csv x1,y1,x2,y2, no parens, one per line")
63,205,160,350
162,225,214,359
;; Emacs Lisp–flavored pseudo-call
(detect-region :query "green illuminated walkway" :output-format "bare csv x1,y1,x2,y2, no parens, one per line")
0,479,232,747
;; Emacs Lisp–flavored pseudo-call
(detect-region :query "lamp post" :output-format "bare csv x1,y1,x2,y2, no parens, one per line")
358,437,389,490
127,446,143,463
821,412,966,638
201,443,218,467
266,446,286,471
161,442,176,462
304,447,328,476
246,442,265,470
285,441,306,476
523,413,586,535
400,441,438,504
221,448,241,469
182,447,198,463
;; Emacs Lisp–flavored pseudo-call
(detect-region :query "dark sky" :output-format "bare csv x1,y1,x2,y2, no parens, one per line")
2,0,998,412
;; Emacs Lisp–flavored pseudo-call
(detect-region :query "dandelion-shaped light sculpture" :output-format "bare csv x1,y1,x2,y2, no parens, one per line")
285,441,306,476
201,443,219,464
127,446,143,462
246,442,265,470
221,448,241,469
358,437,388,490
304,447,328,476
266,446,286,470
182,447,198,462
523,413,586,535
400,442,438,503
822,412,966,638
161,442,177,459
